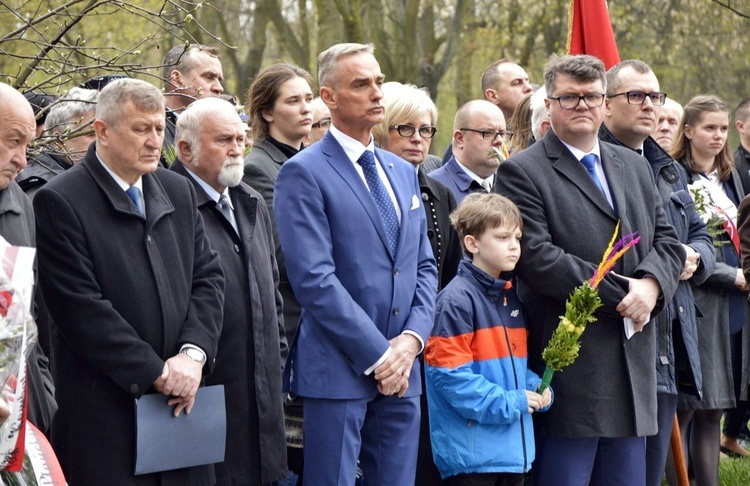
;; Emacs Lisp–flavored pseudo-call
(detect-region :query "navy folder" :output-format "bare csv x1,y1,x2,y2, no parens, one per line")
134,384,226,475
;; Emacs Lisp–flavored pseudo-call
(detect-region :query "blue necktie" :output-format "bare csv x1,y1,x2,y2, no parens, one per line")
125,186,144,217
357,150,399,257
580,154,605,196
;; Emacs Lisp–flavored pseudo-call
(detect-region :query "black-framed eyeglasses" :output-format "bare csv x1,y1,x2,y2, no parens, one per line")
389,124,437,139
459,128,505,142
312,117,331,129
548,93,605,110
608,91,667,106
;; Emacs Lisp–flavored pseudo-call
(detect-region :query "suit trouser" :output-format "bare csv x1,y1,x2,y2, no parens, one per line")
532,435,646,486
302,394,420,486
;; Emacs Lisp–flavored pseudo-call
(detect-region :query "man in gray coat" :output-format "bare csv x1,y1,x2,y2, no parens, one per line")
495,55,684,486
172,98,288,485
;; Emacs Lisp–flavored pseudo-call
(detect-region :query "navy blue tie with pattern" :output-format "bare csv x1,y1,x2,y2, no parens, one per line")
357,150,399,257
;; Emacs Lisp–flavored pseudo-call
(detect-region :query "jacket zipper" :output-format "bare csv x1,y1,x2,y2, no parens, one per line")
500,300,527,472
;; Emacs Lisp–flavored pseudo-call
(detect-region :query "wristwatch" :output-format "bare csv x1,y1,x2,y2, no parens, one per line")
180,347,207,365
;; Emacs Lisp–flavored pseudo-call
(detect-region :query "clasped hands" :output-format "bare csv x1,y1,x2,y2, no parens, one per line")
153,353,203,417
374,334,421,398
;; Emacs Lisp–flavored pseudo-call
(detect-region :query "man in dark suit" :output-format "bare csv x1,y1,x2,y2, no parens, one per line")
429,100,506,204
274,43,437,485
494,55,684,486
172,97,288,485
599,60,715,486
34,78,224,485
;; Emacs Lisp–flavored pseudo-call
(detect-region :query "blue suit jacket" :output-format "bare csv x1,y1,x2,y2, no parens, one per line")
274,131,437,399
428,156,485,204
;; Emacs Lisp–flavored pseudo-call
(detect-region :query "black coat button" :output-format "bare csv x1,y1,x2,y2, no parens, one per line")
130,384,140,395
234,244,240,253
393,307,400,315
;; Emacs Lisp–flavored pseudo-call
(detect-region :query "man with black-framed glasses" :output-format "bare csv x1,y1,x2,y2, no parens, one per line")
429,100,506,203
599,59,715,486
495,54,684,486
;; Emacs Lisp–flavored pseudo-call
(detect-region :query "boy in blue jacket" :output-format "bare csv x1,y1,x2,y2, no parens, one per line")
424,193,552,485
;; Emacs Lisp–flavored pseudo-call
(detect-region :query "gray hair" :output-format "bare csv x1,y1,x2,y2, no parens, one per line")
162,44,220,88
605,60,652,97
96,79,164,126
45,87,99,135
543,54,607,96
530,86,549,140
318,43,374,88
175,97,239,155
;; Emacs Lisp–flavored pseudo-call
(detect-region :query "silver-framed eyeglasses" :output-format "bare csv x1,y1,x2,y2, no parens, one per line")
608,91,667,106
312,117,332,129
548,93,606,110
389,124,438,139
459,128,505,142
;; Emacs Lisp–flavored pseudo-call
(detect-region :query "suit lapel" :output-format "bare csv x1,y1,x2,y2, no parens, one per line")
231,187,257,250
321,135,393,258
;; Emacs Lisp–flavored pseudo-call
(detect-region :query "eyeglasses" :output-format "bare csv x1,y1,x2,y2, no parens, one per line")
311,117,331,129
459,128,505,142
389,124,437,139
548,93,605,110
608,91,667,106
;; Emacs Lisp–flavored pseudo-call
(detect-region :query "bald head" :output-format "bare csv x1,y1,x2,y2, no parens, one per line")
0,83,37,190
452,100,506,178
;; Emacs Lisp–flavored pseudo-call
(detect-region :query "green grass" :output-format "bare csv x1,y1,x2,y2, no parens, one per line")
719,457,750,486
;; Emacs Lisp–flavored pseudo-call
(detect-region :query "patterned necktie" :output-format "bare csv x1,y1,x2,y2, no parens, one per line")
125,186,144,217
580,154,605,196
217,194,239,236
357,150,399,257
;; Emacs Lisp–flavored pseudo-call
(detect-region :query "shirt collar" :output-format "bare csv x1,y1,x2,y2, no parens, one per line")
329,123,375,163
96,152,142,192
453,156,495,187
560,139,602,162
183,165,233,208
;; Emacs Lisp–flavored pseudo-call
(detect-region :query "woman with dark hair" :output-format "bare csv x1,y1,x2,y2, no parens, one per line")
242,62,315,482
672,95,749,485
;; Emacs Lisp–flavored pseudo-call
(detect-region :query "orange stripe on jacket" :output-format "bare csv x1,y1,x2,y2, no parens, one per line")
425,326,528,369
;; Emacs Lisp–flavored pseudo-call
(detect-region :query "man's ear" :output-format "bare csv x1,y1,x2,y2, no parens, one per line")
484,89,498,104
453,129,464,149
169,69,185,89
93,119,108,147
320,86,336,111
177,139,193,163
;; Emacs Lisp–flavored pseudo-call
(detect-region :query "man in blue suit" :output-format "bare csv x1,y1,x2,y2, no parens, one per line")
273,43,437,485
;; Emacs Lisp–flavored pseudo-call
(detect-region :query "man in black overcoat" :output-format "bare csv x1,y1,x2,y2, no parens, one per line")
33,78,224,485
172,97,288,485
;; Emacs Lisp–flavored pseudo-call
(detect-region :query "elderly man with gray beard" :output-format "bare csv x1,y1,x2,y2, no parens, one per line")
172,97,288,486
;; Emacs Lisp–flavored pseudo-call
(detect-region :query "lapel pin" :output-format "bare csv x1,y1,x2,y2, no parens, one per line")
389,163,393,168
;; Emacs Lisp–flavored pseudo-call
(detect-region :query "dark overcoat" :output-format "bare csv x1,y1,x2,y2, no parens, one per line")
33,145,224,485
495,130,684,438
243,139,302,341
172,161,288,485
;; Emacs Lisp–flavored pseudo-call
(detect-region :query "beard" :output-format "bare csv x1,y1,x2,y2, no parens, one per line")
217,155,244,188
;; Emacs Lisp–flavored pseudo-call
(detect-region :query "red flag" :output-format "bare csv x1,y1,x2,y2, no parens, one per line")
567,0,621,69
